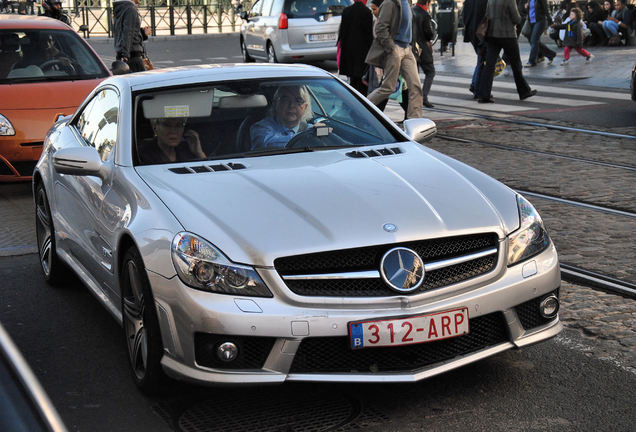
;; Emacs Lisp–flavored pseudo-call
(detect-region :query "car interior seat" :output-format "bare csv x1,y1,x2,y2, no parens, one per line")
216,94,269,154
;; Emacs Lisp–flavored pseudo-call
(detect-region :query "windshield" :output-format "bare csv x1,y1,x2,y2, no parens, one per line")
283,0,351,18
134,77,405,166
0,29,109,83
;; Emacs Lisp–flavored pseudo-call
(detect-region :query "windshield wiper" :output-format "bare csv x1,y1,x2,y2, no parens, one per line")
245,147,315,157
1,75,81,84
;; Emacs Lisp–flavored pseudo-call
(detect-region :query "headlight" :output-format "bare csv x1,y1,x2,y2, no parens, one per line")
507,195,551,266
0,114,15,136
171,232,272,297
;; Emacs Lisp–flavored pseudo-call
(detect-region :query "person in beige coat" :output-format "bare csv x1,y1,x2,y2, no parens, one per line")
364,0,423,119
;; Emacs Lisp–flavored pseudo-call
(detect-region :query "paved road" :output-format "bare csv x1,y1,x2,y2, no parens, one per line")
0,33,634,432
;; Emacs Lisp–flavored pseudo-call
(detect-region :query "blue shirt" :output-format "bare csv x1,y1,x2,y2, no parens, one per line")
395,0,412,48
529,0,536,24
250,116,300,150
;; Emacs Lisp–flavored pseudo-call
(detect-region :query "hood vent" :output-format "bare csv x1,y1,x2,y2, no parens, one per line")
169,162,246,174
346,147,402,159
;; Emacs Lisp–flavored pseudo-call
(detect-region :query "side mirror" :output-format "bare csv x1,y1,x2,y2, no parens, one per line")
78,24,88,32
240,11,249,20
403,118,437,143
53,147,107,178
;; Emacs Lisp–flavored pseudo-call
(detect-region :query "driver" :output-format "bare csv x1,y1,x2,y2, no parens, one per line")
250,85,312,150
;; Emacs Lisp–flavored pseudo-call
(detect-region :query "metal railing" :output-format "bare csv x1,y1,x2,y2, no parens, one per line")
1,4,250,38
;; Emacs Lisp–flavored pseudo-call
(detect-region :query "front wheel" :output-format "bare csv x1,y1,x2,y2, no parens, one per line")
35,183,67,285
241,38,254,63
121,247,165,395
267,42,278,63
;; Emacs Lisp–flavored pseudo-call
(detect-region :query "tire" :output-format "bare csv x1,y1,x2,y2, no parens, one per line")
241,38,254,63
35,183,67,286
267,42,278,63
120,247,165,395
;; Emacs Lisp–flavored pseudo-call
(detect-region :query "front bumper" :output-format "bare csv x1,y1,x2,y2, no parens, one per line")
149,243,561,385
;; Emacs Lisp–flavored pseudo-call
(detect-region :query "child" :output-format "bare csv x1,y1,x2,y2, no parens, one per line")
551,7,594,65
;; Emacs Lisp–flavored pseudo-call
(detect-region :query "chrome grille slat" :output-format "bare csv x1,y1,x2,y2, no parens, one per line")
282,247,498,281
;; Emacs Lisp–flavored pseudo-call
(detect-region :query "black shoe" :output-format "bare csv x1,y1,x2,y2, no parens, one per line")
478,97,495,103
519,89,537,100
423,100,434,108
469,85,475,94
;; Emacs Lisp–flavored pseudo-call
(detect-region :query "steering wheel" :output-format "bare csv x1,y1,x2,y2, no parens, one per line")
285,122,347,149
40,58,76,75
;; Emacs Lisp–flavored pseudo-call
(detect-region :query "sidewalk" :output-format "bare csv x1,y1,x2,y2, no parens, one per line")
433,37,635,90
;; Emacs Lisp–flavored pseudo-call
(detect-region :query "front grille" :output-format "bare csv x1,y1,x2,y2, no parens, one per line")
515,289,560,330
276,233,499,297
194,333,275,370
289,312,509,373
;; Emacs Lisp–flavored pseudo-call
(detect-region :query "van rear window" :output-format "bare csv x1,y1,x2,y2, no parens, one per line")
283,0,352,18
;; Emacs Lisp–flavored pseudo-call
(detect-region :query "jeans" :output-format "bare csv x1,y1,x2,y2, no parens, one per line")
529,18,548,65
470,41,486,96
602,20,619,38
368,44,423,119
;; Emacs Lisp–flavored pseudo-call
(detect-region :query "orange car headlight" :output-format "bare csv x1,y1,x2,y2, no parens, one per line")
0,114,15,136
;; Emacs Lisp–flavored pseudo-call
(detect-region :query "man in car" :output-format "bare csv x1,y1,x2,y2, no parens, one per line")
40,0,71,26
250,85,313,149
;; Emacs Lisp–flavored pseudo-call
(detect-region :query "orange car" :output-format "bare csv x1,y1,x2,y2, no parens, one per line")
0,15,110,181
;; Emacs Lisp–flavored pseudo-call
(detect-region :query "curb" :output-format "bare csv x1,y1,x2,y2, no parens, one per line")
85,32,239,44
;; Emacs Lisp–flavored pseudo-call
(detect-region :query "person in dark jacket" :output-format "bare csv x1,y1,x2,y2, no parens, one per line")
552,7,593,64
338,0,374,95
412,0,435,108
40,0,71,25
585,1,608,45
113,0,149,73
524,0,553,66
462,0,488,98
477,0,536,103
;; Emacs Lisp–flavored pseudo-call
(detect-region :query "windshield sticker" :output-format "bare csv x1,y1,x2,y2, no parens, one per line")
164,105,190,117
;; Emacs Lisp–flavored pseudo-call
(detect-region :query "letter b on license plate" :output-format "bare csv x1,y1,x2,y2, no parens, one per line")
349,307,470,349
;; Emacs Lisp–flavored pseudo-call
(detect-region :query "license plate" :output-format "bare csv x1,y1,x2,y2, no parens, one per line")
308,33,336,42
349,307,470,350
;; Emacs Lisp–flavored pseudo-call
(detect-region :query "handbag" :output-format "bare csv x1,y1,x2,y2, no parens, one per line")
476,15,489,41
336,41,341,69
142,54,154,71
521,19,532,39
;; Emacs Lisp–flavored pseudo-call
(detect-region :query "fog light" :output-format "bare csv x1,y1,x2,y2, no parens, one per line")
216,342,238,362
539,295,559,318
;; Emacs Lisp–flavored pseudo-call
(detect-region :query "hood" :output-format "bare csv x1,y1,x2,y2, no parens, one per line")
0,80,102,110
113,0,136,19
136,143,519,266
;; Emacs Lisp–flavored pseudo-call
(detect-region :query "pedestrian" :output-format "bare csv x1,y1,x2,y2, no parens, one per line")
523,0,556,67
552,7,594,64
462,0,488,98
113,0,150,73
601,0,632,43
412,0,436,108
338,0,374,95
40,0,71,25
364,0,423,119
584,1,608,46
476,0,537,103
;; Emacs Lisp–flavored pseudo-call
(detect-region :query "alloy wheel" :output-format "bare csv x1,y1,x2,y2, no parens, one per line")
267,44,277,63
122,259,148,381
35,187,53,278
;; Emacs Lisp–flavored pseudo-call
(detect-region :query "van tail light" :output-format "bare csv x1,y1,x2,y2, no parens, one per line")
278,13,288,29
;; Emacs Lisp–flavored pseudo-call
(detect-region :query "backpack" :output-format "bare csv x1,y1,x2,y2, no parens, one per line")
607,34,622,46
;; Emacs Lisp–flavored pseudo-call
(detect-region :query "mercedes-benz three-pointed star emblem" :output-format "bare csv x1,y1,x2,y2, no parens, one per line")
379,247,425,293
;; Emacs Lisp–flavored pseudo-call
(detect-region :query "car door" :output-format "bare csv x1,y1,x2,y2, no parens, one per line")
53,87,119,295
244,0,265,58
254,0,275,55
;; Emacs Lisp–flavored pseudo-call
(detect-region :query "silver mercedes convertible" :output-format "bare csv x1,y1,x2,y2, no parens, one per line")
33,64,562,394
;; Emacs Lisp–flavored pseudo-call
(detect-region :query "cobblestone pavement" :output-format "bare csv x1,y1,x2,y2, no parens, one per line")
415,115,635,374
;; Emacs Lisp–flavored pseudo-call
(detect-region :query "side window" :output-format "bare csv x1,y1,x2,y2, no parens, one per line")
261,0,274,16
74,88,119,161
249,0,262,17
